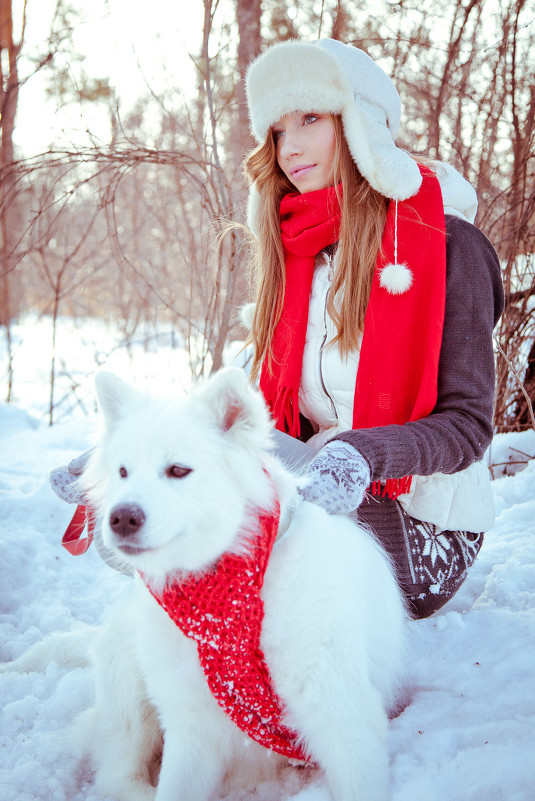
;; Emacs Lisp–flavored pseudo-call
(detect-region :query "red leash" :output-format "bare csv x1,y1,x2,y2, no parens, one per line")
61,504,96,555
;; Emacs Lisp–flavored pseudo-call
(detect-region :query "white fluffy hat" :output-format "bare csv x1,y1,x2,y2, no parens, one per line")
246,38,422,201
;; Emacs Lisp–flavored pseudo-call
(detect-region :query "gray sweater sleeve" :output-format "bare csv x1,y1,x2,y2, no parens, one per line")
331,215,505,480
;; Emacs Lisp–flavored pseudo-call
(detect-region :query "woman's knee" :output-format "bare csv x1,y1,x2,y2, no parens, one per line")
404,530,484,619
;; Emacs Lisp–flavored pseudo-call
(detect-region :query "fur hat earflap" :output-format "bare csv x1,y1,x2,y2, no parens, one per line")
246,38,422,201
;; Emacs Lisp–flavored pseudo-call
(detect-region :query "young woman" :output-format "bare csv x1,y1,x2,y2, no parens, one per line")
242,38,504,618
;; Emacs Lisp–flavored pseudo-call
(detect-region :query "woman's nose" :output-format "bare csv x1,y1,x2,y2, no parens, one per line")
279,131,302,159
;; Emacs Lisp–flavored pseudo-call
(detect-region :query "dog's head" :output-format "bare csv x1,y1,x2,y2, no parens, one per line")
82,368,276,586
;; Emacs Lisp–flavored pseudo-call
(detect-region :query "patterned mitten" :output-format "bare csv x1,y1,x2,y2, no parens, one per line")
49,448,94,504
299,441,371,514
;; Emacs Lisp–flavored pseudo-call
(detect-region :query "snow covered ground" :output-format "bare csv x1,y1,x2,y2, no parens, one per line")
1,318,535,801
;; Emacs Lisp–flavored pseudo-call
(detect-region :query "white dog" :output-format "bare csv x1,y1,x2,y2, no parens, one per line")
2,368,407,801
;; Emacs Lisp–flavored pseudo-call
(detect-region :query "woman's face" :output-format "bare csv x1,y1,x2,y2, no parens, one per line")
273,111,337,193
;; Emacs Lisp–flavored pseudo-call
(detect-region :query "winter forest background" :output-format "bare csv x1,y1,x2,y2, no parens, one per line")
1,3,535,800
1,0,534,440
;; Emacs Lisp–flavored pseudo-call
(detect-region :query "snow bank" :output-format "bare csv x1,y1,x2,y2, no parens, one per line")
1,411,534,800
1,318,534,800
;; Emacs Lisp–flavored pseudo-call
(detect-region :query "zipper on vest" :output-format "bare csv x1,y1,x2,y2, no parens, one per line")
318,252,339,423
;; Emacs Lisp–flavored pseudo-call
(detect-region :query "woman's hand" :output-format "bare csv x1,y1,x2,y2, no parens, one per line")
49,448,93,504
299,441,371,514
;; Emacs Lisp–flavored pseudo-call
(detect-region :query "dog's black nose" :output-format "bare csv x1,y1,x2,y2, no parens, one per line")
109,504,146,538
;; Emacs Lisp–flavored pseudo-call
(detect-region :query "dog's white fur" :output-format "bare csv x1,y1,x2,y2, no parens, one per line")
2,368,407,801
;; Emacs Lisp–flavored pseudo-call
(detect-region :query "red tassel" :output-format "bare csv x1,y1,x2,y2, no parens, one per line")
273,386,300,438
61,505,96,555
370,475,412,499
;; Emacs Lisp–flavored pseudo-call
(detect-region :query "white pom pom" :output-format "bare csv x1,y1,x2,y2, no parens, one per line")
238,302,256,330
379,262,413,295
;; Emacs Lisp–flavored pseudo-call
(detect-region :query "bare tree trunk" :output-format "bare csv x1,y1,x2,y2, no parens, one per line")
329,2,351,40
493,0,535,432
514,336,535,429
49,288,60,426
233,0,261,175
0,0,24,400
505,0,535,259
428,0,481,158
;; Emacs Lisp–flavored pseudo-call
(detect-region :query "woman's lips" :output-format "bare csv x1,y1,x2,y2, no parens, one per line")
290,164,316,179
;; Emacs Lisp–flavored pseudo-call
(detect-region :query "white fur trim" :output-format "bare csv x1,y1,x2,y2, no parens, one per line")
432,161,478,223
379,262,413,295
238,302,256,331
246,41,353,142
246,185,261,240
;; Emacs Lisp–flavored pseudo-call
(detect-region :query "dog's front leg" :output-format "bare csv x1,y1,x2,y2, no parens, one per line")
138,598,234,801
155,716,228,801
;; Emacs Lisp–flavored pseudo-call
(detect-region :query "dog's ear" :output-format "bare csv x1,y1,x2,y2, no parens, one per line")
201,367,270,441
95,372,145,427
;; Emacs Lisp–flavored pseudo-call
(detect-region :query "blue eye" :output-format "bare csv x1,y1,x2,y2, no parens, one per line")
272,129,284,143
304,114,319,125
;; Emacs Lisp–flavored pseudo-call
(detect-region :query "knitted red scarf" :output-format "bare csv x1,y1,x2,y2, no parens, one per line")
144,487,311,763
260,165,446,496
259,183,341,436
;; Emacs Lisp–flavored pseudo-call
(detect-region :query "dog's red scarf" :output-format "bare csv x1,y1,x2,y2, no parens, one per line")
143,484,311,763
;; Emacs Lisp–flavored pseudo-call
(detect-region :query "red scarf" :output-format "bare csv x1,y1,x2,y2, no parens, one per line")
260,165,446,495
144,486,312,763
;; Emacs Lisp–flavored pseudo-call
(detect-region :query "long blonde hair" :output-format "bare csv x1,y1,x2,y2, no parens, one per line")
243,115,388,381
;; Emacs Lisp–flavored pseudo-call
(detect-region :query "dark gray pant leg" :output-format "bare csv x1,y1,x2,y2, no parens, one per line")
356,494,484,619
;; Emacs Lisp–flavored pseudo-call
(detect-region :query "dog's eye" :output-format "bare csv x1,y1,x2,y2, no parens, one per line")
119,466,128,478
166,465,192,479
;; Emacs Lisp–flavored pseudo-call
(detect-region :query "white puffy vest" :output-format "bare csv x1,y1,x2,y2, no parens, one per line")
298,251,495,533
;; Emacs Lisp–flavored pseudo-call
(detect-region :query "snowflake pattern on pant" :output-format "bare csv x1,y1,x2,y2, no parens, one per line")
399,510,483,617
356,494,484,619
